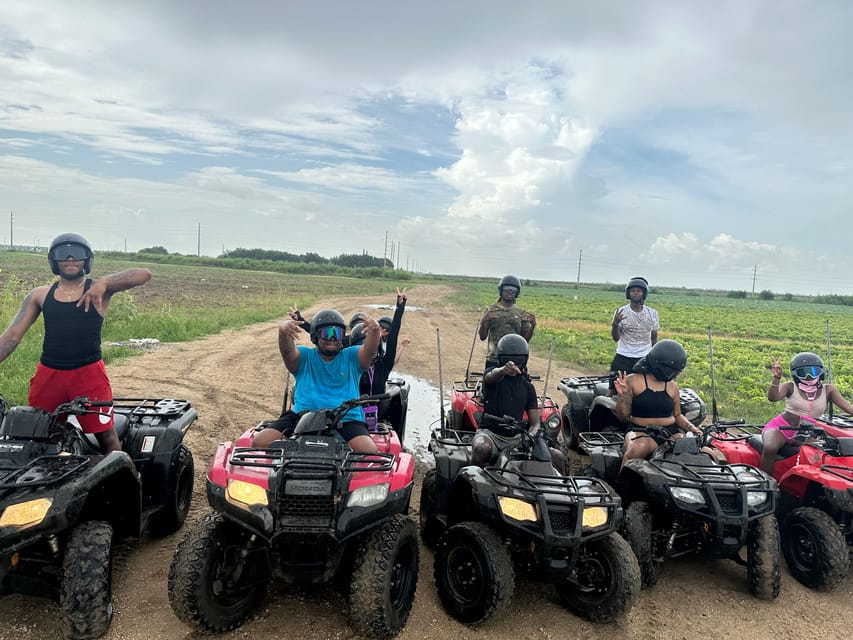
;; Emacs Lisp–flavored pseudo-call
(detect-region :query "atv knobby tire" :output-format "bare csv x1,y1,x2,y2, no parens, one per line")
782,506,849,591
349,514,419,639
419,469,441,548
433,521,514,625
60,520,113,640
622,501,659,588
148,444,194,536
747,514,781,600
556,532,640,623
167,512,267,632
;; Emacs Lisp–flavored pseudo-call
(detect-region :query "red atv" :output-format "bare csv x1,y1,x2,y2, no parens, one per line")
168,394,419,638
447,371,563,442
710,420,853,590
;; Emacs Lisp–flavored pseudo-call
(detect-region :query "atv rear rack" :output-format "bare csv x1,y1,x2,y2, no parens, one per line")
0,454,89,489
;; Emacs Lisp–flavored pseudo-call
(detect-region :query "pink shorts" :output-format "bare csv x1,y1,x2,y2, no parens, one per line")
28,360,114,434
762,413,797,441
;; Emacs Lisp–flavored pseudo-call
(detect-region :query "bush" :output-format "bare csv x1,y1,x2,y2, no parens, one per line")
759,290,774,301
727,290,748,299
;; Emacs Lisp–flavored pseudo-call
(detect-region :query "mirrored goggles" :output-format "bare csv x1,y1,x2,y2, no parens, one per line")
793,365,823,380
318,325,343,342
50,244,89,262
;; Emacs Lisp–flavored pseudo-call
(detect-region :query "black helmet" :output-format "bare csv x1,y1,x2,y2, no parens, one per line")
496,333,529,368
310,309,346,344
790,352,825,382
645,339,687,381
48,233,94,276
498,274,521,296
349,312,366,329
625,276,648,301
378,315,393,331
349,322,366,347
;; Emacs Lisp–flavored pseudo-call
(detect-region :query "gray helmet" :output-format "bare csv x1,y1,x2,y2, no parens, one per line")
496,333,529,368
790,352,825,382
498,274,521,296
48,233,93,276
645,339,687,381
310,309,346,344
349,312,366,329
625,276,648,300
378,315,393,331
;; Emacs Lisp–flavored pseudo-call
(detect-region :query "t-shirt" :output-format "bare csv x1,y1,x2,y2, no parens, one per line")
483,305,533,360
481,368,538,436
292,345,365,421
614,304,660,358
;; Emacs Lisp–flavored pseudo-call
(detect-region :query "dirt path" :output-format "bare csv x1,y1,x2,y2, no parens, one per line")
1,284,850,640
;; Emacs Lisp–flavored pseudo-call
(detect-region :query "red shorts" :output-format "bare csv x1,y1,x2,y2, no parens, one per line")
28,360,114,434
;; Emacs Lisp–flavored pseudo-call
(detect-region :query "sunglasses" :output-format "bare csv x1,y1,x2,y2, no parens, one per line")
318,326,343,342
50,245,89,261
793,365,823,380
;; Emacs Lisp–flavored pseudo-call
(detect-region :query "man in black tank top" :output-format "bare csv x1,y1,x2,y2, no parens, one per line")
0,233,151,453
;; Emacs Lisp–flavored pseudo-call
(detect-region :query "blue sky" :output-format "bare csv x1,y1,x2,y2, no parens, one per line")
1,1,852,294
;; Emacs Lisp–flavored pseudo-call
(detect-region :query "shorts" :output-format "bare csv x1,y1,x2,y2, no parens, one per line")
258,410,369,443
629,423,679,444
763,414,797,441
28,360,114,434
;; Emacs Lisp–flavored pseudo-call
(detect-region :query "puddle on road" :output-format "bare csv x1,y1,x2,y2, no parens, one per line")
394,373,448,464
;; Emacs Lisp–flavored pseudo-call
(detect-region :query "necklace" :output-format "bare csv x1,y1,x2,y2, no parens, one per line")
57,281,84,301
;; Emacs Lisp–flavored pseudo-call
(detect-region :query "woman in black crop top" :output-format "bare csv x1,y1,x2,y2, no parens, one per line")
614,340,702,464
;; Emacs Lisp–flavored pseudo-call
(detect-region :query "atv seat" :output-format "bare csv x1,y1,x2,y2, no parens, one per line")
594,382,610,396
69,412,130,450
747,434,801,459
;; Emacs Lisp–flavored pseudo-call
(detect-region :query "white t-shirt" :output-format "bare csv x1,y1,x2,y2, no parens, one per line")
614,304,660,358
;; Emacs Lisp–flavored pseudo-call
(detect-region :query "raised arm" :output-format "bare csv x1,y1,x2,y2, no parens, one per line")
278,319,304,373
0,287,46,364
358,316,382,369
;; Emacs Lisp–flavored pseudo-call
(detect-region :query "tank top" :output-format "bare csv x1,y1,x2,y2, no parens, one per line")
40,280,104,370
784,386,827,419
631,374,673,419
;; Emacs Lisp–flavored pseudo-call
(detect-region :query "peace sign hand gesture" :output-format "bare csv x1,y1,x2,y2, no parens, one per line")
770,357,783,379
614,371,630,395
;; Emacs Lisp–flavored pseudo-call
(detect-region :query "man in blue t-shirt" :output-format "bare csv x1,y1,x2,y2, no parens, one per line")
253,308,381,453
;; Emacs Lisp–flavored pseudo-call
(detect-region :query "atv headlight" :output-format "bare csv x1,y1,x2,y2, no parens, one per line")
670,487,706,505
348,483,389,508
0,497,52,529
582,506,609,530
546,413,562,431
226,480,268,509
746,491,768,507
735,469,765,484
498,497,538,522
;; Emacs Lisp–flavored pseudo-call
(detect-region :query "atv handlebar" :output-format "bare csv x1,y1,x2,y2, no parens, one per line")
54,396,114,416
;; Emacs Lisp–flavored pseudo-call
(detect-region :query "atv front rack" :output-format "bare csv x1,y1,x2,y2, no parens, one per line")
111,398,192,418
483,467,618,504
229,447,394,475
0,455,89,489
558,375,612,390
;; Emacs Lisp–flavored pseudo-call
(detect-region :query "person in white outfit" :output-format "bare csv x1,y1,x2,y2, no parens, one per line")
609,276,659,388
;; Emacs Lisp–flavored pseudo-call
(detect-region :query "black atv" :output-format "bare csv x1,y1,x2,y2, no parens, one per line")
0,394,197,639
168,393,419,639
420,414,639,625
556,374,706,451
577,425,781,599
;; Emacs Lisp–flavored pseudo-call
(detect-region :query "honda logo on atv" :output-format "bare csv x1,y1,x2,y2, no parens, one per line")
305,439,329,447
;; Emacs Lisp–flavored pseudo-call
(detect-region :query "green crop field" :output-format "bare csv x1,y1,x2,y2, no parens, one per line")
4,250,853,425
452,280,853,424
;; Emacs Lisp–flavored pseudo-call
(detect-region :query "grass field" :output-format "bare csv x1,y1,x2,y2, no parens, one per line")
0,251,397,404
4,250,853,424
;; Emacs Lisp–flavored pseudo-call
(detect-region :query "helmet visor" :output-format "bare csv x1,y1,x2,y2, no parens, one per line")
50,244,88,262
793,365,823,380
318,326,343,342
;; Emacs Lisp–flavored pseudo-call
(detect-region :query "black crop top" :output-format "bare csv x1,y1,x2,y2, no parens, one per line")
631,374,673,419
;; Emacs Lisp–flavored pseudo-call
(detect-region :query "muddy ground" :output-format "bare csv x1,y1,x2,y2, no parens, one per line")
0,284,850,640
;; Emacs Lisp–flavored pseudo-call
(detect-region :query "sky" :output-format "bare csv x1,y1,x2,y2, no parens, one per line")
1,1,852,295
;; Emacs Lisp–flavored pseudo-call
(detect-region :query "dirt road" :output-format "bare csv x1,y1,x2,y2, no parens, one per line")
0,284,850,639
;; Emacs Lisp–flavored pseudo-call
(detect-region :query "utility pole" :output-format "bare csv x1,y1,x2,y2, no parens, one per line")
197,223,201,257
124,237,127,253
752,264,757,295
396,243,401,270
575,249,582,289
383,231,389,268
9,211,13,249
389,241,395,268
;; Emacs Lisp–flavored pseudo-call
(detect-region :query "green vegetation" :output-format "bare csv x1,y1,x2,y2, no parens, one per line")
457,280,853,424
0,251,398,404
